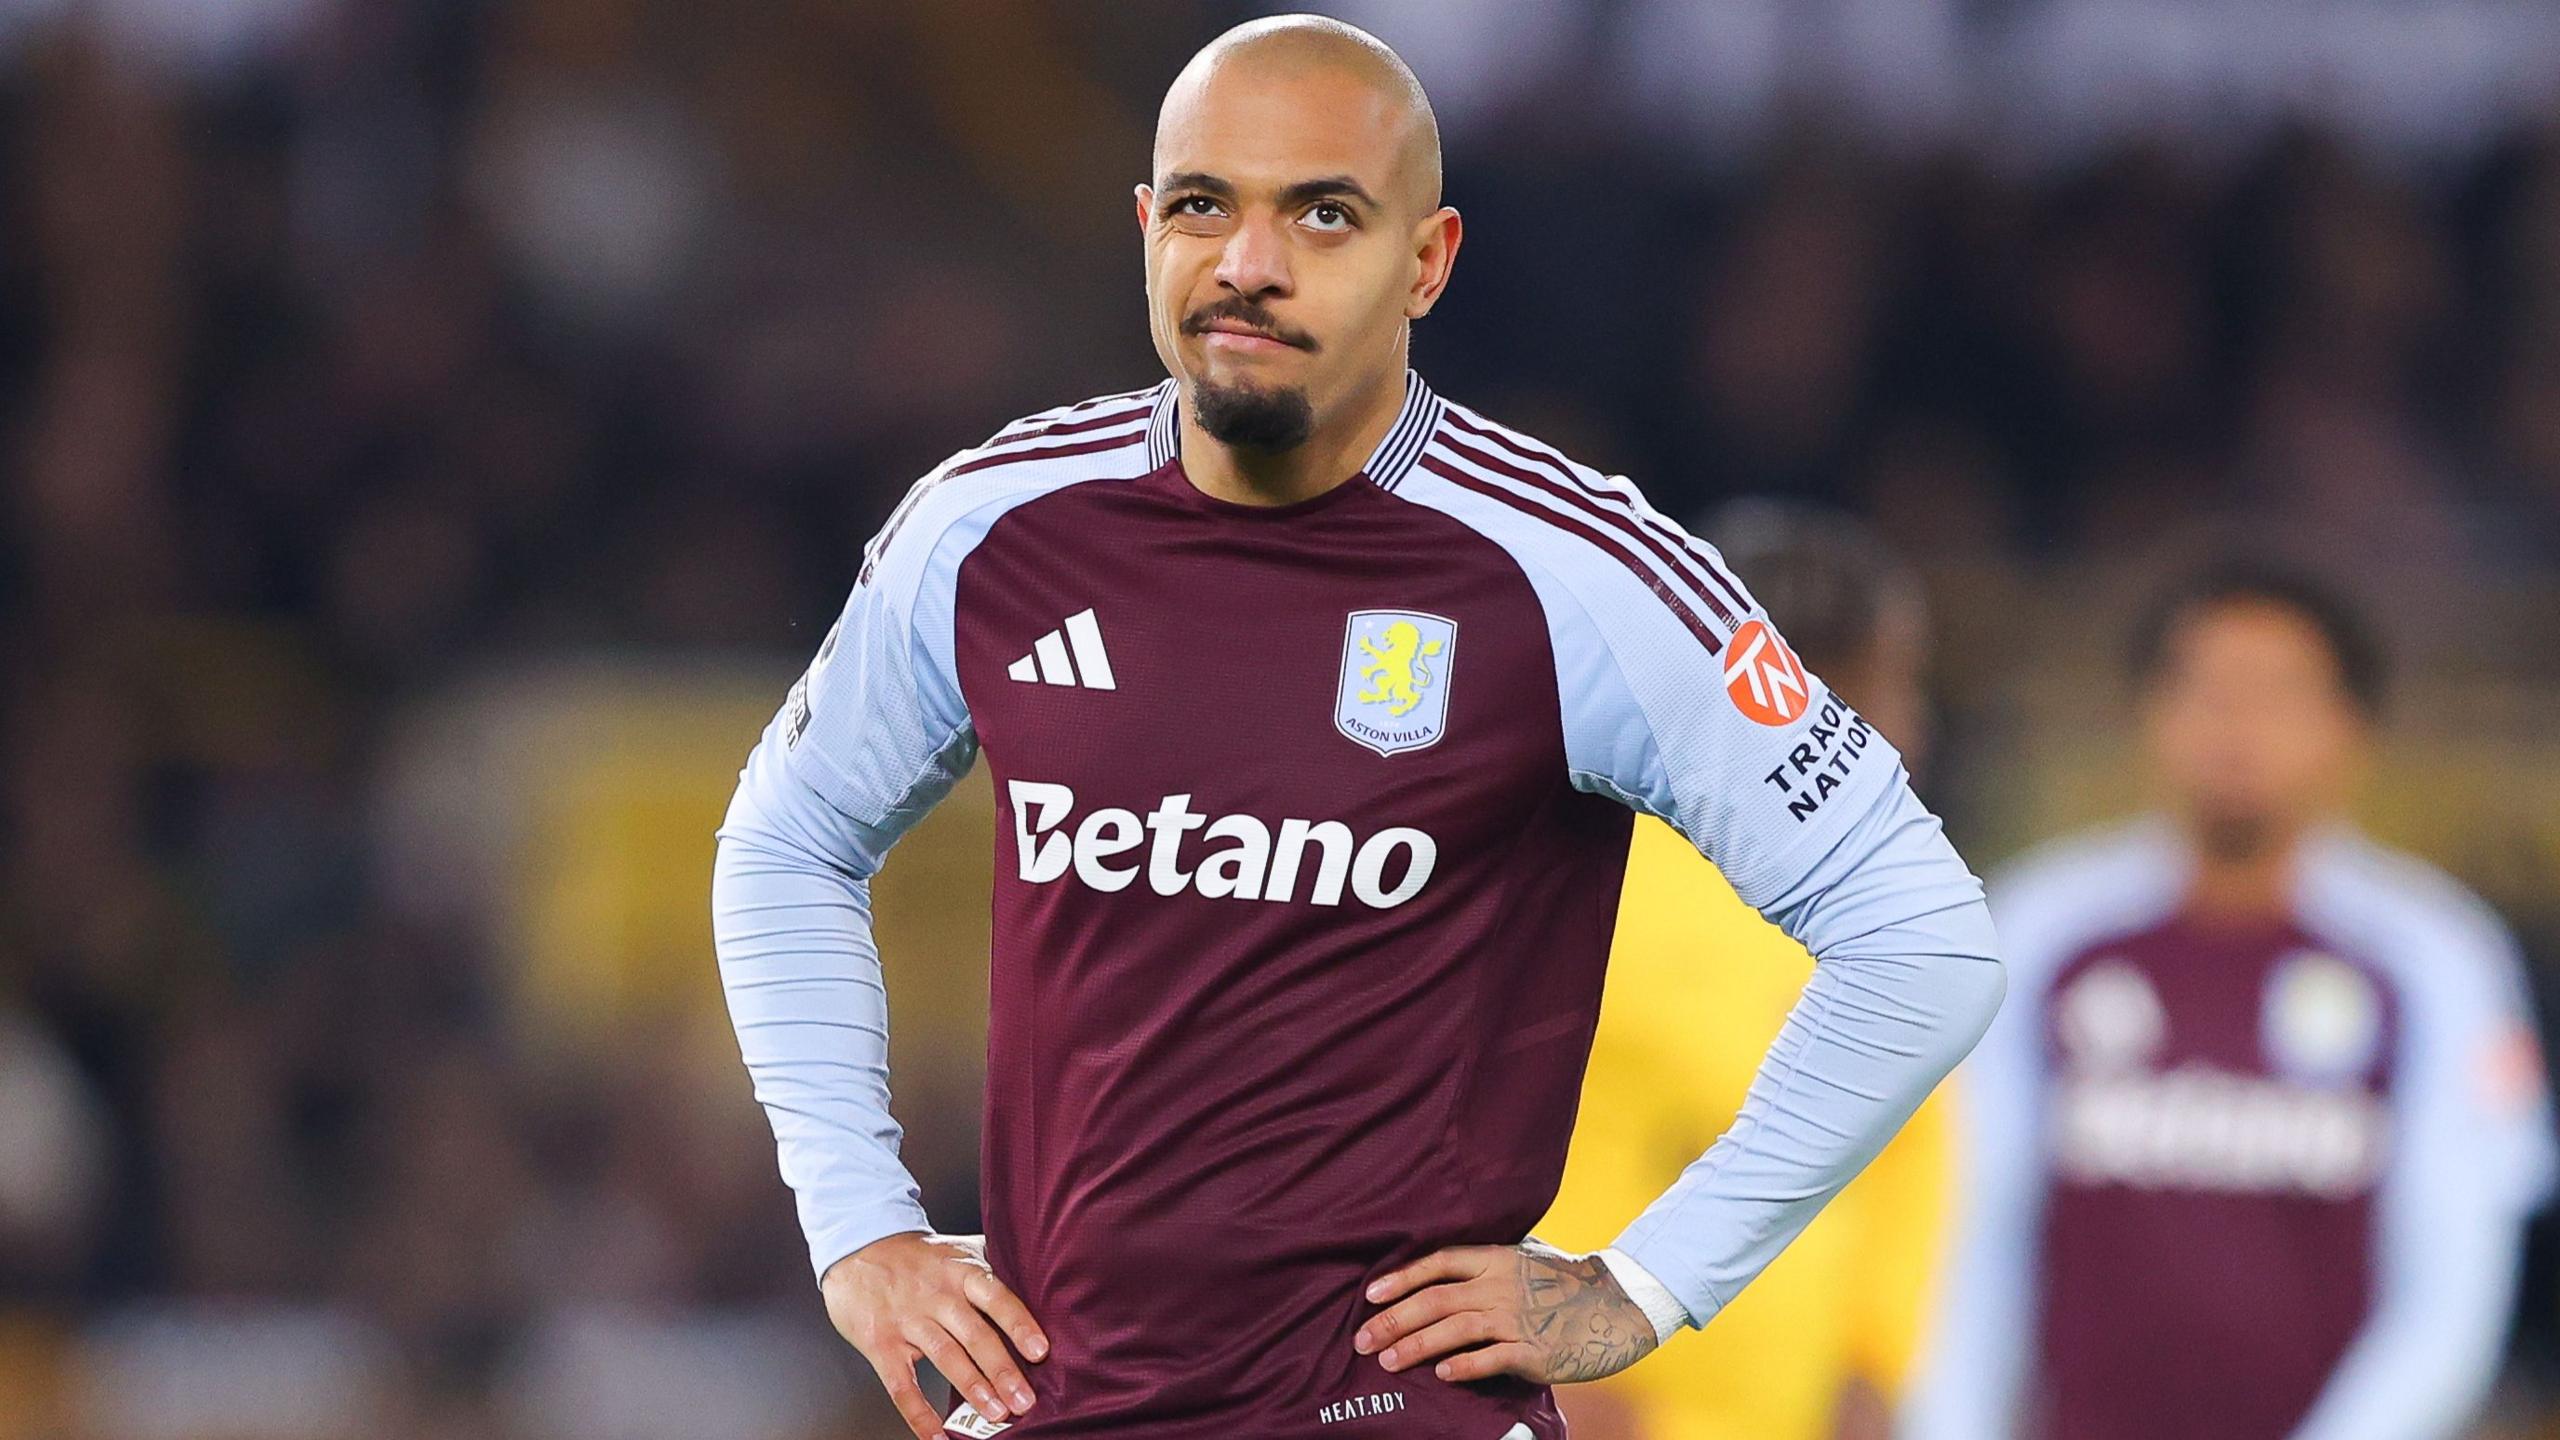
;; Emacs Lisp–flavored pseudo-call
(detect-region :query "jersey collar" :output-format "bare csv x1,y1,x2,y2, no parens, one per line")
1144,369,1446,492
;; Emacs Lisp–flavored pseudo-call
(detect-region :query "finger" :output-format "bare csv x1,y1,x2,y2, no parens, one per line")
1365,1246,1492,1305
913,1323,1009,1424
870,1349,946,1440
1354,1277,1482,1355
1377,1309,1517,1373
962,1267,1052,1364
942,1303,1039,1416
1431,1340,1543,1385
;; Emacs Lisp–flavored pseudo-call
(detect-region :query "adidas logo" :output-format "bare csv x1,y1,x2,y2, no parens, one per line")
1007,608,1117,690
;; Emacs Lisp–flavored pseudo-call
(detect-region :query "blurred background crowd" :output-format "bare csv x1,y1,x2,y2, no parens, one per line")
0,1,2555,1436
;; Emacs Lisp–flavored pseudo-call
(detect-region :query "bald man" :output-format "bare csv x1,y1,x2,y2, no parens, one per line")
711,17,2003,1440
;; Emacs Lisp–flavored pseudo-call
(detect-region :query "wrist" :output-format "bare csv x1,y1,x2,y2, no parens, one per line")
819,1226,934,1290
1596,1246,1692,1344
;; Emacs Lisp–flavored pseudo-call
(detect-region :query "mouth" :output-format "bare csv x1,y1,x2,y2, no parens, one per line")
1200,326,1300,355
1185,311,1313,355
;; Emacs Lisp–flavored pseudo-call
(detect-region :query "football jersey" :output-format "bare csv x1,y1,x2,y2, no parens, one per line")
713,372,2003,1439
1907,820,2558,1440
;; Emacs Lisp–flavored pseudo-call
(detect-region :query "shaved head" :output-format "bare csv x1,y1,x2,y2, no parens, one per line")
1156,15,1443,218
1136,15,1460,500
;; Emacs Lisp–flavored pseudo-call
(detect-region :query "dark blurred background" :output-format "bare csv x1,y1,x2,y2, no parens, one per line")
0,2,2555,1436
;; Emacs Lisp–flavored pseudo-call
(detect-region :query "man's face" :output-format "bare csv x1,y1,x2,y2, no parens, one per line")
2140,600,2369,859
1138,63,1452,452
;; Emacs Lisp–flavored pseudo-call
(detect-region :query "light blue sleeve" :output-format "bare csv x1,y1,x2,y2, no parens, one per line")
1483,521,2007,1330
710,464,983,1286
2286,904,2558,1440
1607,773,2006,1328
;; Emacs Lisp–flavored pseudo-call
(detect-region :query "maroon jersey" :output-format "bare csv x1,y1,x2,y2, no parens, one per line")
716,374,1944,1438
2035,909,2397,1438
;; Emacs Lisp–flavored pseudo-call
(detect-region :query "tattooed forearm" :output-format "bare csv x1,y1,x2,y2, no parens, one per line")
1516,1248,1659,1383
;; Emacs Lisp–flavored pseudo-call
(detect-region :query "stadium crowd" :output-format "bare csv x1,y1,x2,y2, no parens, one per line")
0,2,2553,1436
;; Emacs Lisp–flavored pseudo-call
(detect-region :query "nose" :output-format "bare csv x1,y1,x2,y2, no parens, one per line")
1213,214,1292,301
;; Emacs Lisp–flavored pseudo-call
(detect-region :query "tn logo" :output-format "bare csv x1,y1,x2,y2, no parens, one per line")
1723,617,1811,726
1357,620,1444,717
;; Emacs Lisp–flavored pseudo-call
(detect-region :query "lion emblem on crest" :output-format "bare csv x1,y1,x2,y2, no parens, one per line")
1356,621,1445,717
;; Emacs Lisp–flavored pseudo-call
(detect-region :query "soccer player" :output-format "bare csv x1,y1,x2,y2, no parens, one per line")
711,17,2004,1440
1905,562,2558,1440
1539,504,1957,1440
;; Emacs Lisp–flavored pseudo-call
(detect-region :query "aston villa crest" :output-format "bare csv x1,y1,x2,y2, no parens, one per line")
1336,609,1457,756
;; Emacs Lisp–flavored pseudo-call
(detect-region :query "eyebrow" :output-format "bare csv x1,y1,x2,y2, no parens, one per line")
1278,176,1380,212
1157,172,1382,213
1158,171,1237,200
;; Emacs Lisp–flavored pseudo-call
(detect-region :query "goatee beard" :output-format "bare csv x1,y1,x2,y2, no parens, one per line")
2195,813,2276,863
1193,380,1315,453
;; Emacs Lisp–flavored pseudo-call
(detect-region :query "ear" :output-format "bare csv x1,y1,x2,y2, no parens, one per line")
1404,207,1463,320
1134,184,1155,238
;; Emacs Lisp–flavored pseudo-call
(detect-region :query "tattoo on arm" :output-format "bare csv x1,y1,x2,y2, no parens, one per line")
1516,1248,1658,1383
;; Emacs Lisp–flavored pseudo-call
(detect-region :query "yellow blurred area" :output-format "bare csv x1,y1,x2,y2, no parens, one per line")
511,684,781,1047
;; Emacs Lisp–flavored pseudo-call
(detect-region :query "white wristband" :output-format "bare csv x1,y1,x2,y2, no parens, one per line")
1597,1246,1693,1345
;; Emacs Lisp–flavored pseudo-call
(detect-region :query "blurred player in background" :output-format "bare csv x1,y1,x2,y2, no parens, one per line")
711,15,2005,1440
1539,503,1953,1440
1907,561,2558,1440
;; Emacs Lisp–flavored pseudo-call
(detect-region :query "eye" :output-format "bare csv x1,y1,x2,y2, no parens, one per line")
1168,194,1225,219
1303,201,1354,233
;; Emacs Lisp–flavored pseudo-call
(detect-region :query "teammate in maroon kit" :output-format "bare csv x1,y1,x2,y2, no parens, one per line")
1908,564,2556,1440
712,17,2004,1439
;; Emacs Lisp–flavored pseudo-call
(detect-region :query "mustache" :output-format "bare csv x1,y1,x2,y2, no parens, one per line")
1181,298,1319,352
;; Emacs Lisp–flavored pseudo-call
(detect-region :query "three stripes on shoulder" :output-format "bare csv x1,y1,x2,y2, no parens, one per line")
1006,608,1117,691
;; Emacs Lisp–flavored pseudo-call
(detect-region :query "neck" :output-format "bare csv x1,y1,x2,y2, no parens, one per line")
1178,364,1406,507
2181,816,2313,921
